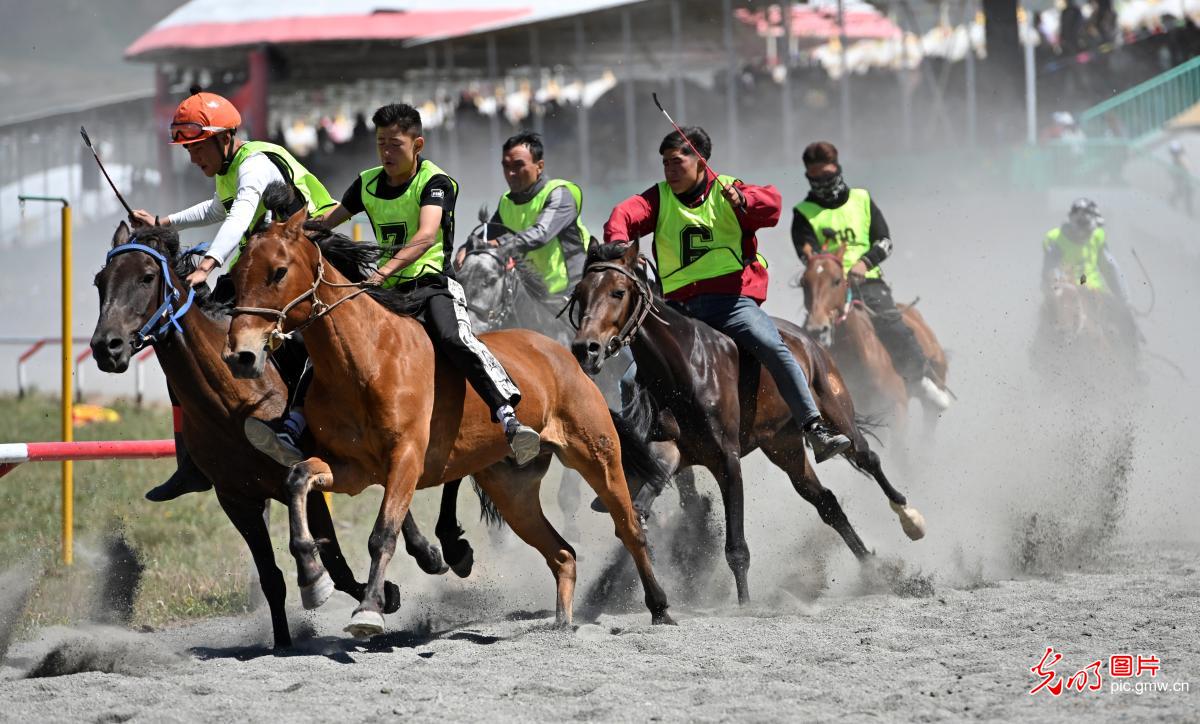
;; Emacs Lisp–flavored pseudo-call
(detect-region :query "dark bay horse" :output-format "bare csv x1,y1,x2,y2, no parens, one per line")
799,247,950,438
90,223,448,648
569,243,925,604
223,208,674,636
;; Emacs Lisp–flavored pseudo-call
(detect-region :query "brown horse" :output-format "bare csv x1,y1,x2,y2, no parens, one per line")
1032,278,1137,383
222,208,673,636
569,243,925,605
89,223,450,648
799,247,949,438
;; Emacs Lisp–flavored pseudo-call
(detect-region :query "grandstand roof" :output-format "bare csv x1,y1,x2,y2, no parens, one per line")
126,0,640,60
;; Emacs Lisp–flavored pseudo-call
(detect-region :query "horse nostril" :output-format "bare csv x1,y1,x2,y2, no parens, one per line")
106,337,124,352
236,351,258,368
586,340,601,355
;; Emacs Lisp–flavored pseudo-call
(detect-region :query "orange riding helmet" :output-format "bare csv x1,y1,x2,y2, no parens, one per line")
169,90,242,145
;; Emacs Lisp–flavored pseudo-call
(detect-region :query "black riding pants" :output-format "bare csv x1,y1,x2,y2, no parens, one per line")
414,276,522,415
855,278,928,385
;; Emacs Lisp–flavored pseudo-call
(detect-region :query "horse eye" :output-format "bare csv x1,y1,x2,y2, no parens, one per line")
610,289,626,300
140,273,155,285
272,267,288,283
834,278,843,287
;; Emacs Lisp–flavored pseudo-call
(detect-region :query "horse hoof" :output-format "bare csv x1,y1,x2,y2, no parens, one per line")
891,501,927,541
344,609,385,638
652,611,678,626
300,571,334,610
383,581,402,615
448,545,474,579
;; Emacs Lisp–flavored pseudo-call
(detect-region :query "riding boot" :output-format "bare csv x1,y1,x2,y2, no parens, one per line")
495,405,541,466
804,418,852,463
145,415,212,502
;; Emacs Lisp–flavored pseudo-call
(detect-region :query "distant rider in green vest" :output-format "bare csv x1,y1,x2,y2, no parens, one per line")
485,132,591,295
1042,198,1139,344
130,88,337,502
318,103,542,465
791,141,952,411
603,126,851,463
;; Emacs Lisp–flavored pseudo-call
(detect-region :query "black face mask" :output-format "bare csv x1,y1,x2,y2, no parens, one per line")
807,167,847,204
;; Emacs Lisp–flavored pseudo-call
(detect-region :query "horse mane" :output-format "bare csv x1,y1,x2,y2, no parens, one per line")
512,257,549,300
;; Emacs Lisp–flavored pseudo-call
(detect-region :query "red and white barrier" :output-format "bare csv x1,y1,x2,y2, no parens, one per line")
0,439,174,479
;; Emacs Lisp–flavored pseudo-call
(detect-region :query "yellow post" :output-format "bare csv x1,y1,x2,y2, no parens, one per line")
352,222,362,241
61,203,73,566
20,195,72,565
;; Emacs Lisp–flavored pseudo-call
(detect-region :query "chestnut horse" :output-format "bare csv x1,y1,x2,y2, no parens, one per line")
90,223,448,648
223,208,673,636
799,247,949,439
569,244,926,605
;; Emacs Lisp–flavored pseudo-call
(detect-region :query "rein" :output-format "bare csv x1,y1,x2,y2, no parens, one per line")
561,258,668,359
105,241,196,351
232,240,371,351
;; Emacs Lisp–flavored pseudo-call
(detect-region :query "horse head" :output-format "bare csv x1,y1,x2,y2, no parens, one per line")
570,241,646,376
455,217,517,331
799,242,847,347
223,206,320,379
90,222,184,373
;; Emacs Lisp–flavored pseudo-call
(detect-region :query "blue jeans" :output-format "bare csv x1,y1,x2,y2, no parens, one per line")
673,293,821,426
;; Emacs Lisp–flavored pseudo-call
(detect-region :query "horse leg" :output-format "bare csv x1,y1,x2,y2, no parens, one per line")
435,478,475,578
400,509,450,576
562,441,674,624
557,468,584,542
709,451,752,604
761,431,872,561
216,494,291,648
306,491,405,614
283,459,336,610
473,461,579,626
346,457,419,638
849,446,926,541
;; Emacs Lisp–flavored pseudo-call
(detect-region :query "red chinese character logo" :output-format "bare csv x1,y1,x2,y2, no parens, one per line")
1031,646,1064,696
1110,655,1134,678
1136,655,1160,677
1065,660,1104,692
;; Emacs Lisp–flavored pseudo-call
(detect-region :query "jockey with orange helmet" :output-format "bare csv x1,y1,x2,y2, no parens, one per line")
131,88,336,503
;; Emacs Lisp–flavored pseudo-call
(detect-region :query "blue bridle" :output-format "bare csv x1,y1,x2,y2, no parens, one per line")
104,241,197,350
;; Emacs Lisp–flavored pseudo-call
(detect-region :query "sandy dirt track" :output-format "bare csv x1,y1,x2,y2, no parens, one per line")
1,540,1195,723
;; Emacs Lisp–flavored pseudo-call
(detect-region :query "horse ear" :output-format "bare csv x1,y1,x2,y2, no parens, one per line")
621,241,640,266
834,242,847,261
799,242,814,263
284,206,308,238
112,221,131,248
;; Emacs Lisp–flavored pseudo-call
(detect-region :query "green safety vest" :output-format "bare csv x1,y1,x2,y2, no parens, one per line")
794,188,880,280
1044,226,1108,292
653,175,766,295
214,140,337,265
358,159,457,288
497,179,590,294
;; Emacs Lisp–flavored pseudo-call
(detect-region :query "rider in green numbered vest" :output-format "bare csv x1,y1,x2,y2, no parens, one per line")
655,173,767,295
318,103,543,465
489,133,592,295
129,89,337,504
794,188,881,280
1041,198,1140,345
357,159,456,287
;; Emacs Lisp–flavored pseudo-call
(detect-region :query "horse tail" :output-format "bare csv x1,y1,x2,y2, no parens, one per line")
471,478,505,529
609,409,671,497
853,412,885,447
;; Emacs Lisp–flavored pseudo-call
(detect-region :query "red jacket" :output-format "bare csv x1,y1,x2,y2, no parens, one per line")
603,174,781,303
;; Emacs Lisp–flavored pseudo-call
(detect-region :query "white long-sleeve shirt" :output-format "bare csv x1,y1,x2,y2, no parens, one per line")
166,152,285,266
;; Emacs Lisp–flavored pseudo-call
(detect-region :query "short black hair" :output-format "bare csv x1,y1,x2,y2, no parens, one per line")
802,141,839,166
658,126,711,160
503,132,544,162
371,103,423,137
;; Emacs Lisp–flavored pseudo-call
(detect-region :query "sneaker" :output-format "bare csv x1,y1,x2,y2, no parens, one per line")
918,376,952,411
504,418,542,466
804,419,852,463
244,416,304,467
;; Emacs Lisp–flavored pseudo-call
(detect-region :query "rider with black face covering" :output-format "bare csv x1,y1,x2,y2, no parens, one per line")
792,141,952,411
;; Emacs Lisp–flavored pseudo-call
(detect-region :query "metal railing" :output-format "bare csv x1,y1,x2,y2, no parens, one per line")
1079,56,1200,144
